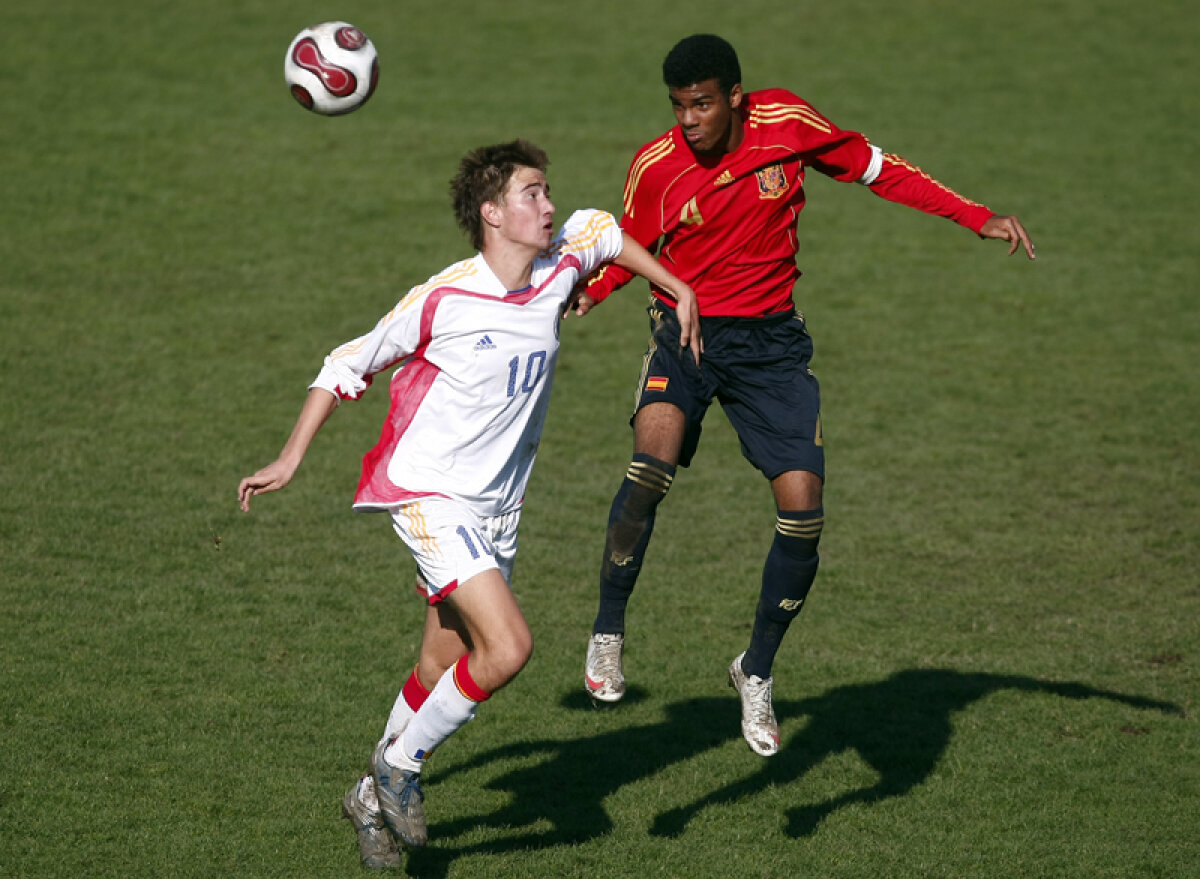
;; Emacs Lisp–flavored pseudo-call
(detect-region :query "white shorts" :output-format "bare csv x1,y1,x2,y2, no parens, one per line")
390,498,520,604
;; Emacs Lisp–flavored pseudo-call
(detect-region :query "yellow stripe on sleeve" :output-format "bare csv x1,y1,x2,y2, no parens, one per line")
750,103,833,134
327,261,479,362
560,212,617,255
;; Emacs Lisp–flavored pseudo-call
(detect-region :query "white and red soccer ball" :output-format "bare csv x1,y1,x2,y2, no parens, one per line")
284,22,379,116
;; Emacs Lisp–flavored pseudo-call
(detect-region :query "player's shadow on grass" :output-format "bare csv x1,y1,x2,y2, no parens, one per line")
401,670,1179,876
649,670,1180,840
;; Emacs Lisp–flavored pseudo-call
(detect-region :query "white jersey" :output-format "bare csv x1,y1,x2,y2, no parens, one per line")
310,209,623,517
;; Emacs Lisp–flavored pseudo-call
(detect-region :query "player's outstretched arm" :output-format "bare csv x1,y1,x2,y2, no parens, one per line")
614,232,704,363
980,214,1036,259
238,388,339,512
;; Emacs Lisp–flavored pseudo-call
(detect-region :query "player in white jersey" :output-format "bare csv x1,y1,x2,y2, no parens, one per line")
316,210,634,519
237,139,699,867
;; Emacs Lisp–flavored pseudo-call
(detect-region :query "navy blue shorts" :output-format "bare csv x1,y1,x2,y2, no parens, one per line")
632,300,824,481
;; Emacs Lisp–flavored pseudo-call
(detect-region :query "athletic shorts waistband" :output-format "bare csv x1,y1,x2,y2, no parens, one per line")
654,298,798,330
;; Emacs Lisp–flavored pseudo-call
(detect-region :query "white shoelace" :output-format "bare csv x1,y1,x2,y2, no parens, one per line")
743,674,775,724
590,635,623,679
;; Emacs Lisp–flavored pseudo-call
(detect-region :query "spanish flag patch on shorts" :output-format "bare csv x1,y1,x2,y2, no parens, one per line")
645,376,669,393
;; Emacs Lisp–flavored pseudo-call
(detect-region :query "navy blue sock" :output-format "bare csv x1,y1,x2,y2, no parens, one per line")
741,508,823,680
593,453,675,635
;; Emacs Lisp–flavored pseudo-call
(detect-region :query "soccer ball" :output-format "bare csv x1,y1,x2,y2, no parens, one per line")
284,22,379,116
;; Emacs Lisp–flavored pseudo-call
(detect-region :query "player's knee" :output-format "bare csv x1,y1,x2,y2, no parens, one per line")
772,471,824,518
515,625,534,667
477,633,532,691
503,618,534,676
500,636,533,683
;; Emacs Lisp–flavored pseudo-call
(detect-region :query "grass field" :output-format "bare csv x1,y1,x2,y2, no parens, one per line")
2,1,1198,876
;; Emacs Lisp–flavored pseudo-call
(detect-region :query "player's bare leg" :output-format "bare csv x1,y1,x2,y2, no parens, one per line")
437,570,533,693
632,402,687,463
587,403,685,701
374,570,531,846
416,597,472,689
771,468,823,511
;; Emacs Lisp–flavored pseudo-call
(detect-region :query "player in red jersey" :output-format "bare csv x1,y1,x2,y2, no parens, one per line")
578,34,1035,756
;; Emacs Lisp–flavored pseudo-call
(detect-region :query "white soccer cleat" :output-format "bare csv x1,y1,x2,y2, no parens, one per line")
585,633,626,702
728,652,780,756
372,738,427,848
341,776,402,868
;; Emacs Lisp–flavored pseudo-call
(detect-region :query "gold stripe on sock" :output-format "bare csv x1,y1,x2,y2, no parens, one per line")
776,515,824,538
627,460,673,494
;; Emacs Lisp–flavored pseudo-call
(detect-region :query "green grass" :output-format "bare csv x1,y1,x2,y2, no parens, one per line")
2,0,1198,876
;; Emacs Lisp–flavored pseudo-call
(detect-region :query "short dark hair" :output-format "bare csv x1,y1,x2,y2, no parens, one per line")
662,34,742,96
450,139,549,251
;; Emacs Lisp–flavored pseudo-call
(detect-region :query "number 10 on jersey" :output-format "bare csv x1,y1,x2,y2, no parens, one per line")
506,350,548,397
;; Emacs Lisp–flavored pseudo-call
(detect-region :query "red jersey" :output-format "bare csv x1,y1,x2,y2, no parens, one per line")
587,88,995,317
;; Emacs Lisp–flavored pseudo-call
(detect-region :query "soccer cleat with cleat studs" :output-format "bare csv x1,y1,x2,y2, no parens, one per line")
728,652,780,756
371,737,428,848
341,776,402,868
585,633,626,703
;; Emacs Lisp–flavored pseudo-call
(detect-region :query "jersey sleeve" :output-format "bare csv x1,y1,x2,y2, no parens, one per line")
864,152,994,233
583,256,635,305
557,209,624,277
584,139,673,304
792,91,994,232
309,290,425,401
772,93,993,234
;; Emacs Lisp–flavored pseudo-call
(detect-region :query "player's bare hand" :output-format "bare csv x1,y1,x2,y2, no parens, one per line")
980,214,1035,259
563,284,595,318
675,286,704,366
237,460,297,512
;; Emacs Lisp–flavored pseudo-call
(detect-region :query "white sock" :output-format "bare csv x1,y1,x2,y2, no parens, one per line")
381,690,417,746
383,660,483,772
357,774,380,812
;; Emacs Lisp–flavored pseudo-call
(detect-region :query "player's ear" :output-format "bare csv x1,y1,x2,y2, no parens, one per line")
481,200,502,229
728,84,744,109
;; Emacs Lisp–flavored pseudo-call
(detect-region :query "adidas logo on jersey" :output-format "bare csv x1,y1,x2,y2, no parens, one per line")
473,335,497,351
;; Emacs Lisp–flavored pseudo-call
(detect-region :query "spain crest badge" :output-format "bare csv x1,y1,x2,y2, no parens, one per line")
755,163,789,200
